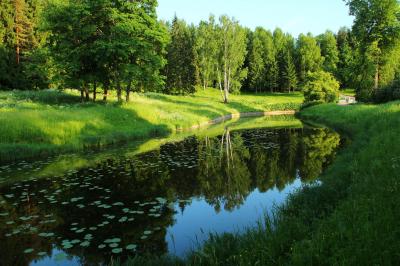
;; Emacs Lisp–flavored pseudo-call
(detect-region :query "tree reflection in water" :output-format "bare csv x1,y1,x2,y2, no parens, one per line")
0,126,340,265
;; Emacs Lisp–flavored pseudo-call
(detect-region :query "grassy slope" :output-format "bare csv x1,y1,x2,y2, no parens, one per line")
122,101,400,266
0,89,303,162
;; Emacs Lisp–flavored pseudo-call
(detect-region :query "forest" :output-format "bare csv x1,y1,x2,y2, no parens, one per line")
1,0,400,103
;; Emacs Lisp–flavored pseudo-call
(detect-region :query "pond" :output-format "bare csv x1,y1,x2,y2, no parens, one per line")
0,116,341,266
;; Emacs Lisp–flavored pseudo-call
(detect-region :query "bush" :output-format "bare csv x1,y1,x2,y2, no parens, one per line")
303,71,340,104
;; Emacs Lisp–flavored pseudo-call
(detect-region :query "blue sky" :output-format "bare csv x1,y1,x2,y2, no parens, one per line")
157,0,354,36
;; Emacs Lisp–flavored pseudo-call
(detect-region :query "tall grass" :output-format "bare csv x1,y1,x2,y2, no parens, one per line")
0,89,303,162
119,101,400,265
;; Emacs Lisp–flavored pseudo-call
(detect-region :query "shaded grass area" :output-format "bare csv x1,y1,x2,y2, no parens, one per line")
119,101,400,265
0,89,302,163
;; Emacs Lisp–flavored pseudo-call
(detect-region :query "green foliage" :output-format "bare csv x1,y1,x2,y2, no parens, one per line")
165,17,198,94
217,16,248,101
317,30,339,74
346,0,400,100
303,71,340,103
296,33,324,83
44,0,168,101
281,50,298,92
195,15,219,90
336,27,356,88
0,0,49,90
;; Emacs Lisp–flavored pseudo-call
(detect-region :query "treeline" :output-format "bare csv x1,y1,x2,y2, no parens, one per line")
0,0,399,103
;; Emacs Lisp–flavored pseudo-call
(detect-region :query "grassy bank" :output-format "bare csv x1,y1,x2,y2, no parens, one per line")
121,101,400,265
0,89,303,163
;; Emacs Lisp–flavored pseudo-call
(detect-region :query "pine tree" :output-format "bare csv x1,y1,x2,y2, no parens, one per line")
165,17,197,94
249,28,267,92
14,0,36,65
282,51,298,92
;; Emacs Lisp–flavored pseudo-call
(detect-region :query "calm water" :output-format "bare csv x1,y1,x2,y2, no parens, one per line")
0,120,341,266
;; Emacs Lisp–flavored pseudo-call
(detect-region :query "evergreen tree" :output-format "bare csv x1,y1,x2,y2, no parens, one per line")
14,0,36,65
165,17,198,94
282,50,298,92
249,27,267,92
0,0,45,89
336,27,356,88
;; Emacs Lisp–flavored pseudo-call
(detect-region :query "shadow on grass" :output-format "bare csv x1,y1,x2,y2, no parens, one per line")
0,104,172,163
145,94,263,119
7,89,83,105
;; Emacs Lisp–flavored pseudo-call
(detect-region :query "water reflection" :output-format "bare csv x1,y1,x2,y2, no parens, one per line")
0,126,340,265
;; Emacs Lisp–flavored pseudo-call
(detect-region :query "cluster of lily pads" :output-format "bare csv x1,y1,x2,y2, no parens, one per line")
0,163,177,262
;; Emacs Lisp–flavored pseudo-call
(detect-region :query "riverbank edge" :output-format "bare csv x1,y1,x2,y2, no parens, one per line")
0,110,297,164
176,110,296,131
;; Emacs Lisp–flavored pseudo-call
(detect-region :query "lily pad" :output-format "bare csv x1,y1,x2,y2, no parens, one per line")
24,248,34,254
112,248,123,254
80,241,90,247
126,244,137,251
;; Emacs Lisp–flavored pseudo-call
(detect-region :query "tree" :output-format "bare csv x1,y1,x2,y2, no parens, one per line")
196,15,219,90
296,33,324,83
303,71,340,103
346,0,400,99
248,28,279,93
216,16,248,103
276,31,297,91
318,30,339,74
165,17,198,94
282,50,298,92
44,0,168,101
336,27,356,88
248,28,265,92
14,0,36,65
0,0,46,90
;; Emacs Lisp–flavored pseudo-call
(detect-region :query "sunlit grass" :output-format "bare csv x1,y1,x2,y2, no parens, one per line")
0,89,303,162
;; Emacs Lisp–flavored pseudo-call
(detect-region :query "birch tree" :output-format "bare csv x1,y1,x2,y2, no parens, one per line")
217,16,247,103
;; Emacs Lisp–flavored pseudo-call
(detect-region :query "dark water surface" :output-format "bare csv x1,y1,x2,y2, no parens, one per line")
0,118,341,266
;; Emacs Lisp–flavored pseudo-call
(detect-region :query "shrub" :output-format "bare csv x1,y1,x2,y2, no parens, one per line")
303,71,340,104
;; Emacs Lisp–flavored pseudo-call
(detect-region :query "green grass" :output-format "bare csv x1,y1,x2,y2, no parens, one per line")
119,101,400,265
0,89,303,162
